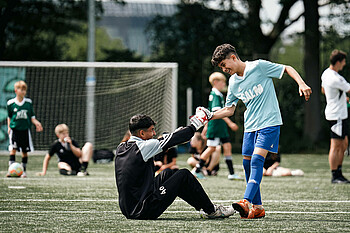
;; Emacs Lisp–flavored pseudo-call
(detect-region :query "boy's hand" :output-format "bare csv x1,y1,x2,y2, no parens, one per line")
228,122,239,132
299,83,312,101
196,107,213,120
36,171,46,176
33,120,43,132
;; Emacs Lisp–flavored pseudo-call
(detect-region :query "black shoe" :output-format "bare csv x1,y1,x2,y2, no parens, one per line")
339,175,350,183
332,177,350,184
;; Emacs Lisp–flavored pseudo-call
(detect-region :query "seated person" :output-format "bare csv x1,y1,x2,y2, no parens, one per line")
37,124,93,176
187,132,220,176
154,147,179,175
263,151,304,177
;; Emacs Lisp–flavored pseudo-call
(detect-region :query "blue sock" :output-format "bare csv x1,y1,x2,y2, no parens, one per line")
244,154,265,203
243,158,262,205
242,158,251,183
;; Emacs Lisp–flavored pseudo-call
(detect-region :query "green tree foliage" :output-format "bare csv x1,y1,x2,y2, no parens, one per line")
147,2,248,126
58,25,141,62
0,0,96,60
0,0,137,62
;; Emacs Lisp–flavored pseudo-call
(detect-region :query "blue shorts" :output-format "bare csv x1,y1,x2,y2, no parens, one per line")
242,126,280,156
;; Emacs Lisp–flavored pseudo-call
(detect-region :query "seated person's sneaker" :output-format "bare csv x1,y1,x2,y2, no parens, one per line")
332,177,350,184
77,171,89,176
339,175,350,183
247,206,265,219
232,199,251,218
199,204,236,219
20,172,27,178
228,174,244,180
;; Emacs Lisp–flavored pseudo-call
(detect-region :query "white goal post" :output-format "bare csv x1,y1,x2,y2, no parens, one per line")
0,61,178,152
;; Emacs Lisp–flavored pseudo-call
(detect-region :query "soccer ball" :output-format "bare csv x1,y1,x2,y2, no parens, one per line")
8,162,24,177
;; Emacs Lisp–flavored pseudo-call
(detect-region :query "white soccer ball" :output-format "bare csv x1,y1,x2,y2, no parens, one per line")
8,162,24,177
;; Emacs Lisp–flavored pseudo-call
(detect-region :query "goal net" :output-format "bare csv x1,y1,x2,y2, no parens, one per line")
0,62,178,151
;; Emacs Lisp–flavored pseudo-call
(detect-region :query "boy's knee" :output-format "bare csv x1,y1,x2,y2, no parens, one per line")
83,142,93,151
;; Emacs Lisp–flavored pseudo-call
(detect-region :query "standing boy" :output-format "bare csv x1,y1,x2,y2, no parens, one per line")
115,113,235,219
194,72,241,180
6,80,43,178
207,44,311,219
321,49,350,184
37,124,93,176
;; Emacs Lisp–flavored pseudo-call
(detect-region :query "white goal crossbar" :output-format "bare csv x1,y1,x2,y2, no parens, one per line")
0,61,178,151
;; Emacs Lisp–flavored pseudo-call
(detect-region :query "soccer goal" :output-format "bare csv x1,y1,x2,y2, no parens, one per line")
0,61,178,151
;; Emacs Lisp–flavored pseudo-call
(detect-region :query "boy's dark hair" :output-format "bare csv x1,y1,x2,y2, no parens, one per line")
330,49,347,65
211,44,239,67
129,114,156,135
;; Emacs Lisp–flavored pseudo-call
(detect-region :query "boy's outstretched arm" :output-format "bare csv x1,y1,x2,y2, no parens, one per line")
211,106,236,120
285,65,312,101
223,117,239,132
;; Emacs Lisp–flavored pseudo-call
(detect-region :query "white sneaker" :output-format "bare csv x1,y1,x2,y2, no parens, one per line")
228,174,243,180
199,204,236,219
20,172,27,178
77,171,89,176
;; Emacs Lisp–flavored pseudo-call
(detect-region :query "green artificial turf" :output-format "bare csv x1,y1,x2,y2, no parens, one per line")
1,153,349,232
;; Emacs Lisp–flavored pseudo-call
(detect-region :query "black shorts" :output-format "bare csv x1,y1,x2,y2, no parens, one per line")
9,129,33,153
328,119,348,139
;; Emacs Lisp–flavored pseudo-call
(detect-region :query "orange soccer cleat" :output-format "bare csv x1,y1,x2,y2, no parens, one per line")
232,199,251,218
247,206,265,219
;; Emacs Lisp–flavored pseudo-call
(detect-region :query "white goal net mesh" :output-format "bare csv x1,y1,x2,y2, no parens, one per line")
0,62,177,151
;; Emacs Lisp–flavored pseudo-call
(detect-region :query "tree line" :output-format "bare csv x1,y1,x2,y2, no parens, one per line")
1,0,349,152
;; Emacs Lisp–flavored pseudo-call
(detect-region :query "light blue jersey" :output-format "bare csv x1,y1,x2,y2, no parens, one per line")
225,59,285,132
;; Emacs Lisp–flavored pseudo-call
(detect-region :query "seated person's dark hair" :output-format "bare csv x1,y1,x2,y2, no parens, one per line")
129,114,156,135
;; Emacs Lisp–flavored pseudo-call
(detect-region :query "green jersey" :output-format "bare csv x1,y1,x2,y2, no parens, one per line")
7,97,35,131
206,88,229,138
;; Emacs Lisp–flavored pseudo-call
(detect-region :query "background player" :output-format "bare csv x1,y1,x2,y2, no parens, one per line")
194,72,240,180
6,80,43,178
208,43,311,219
154,146,179,175
115,112,235,219
187,132,221,177
263,150,304,177
37,124,93,176
321,49,350,184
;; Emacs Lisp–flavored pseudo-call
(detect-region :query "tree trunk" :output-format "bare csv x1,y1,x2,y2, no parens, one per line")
303,0,321,143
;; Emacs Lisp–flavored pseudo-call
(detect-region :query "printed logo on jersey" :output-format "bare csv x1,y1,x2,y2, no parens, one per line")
59,149,64,153
15,110,28,120
14,108,18,112
236,84,264,103
159,186,166,195
209,95,213,101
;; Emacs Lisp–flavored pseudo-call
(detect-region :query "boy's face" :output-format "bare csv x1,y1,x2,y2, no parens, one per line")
140,125,156,140
57,130,69,141
215,79,226,92
15,88,26,99
218,54,240,76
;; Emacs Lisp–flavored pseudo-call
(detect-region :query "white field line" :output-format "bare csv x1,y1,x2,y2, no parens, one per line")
0,210,349,215
1,199,350,203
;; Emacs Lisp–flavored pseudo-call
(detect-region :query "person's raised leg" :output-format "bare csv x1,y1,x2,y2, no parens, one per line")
79,142,93,175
